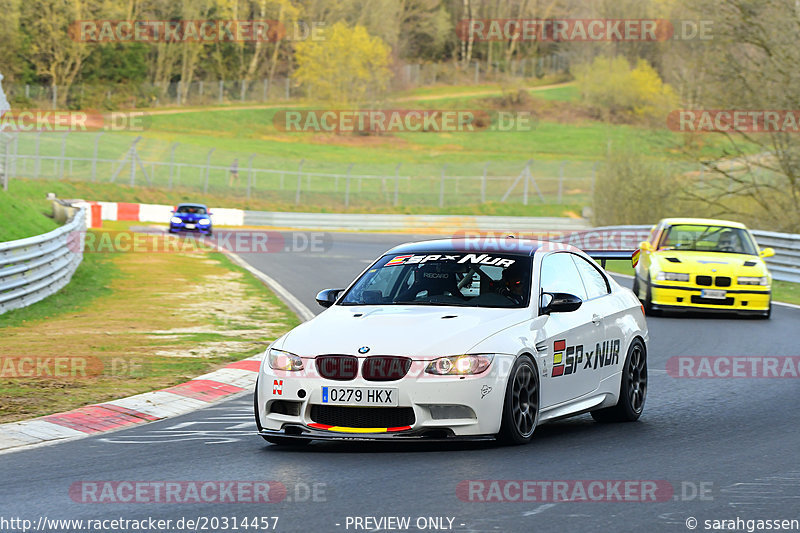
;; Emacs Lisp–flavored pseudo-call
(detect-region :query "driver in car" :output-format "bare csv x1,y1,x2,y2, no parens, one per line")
500,262,527,304
716,230,742,253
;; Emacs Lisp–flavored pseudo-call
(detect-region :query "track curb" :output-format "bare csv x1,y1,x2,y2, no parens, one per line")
0,248,311,454
0,355,264,454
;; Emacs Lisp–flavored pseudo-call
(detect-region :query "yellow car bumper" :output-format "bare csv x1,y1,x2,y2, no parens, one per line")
650,283,770,313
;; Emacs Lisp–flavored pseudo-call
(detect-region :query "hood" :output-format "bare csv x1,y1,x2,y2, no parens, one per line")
652,251,766,275
278,305,530,359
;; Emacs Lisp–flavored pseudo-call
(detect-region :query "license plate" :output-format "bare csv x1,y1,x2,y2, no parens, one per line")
184,223,196,229
701,289,727,299
321,387,398,406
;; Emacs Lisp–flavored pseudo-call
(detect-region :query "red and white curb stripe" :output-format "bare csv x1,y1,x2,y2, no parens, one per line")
0,355,262,453
72,201,245,228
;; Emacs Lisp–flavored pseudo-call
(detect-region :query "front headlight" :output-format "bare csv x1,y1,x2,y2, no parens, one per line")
738,276,768,286
198,218,211,225
425,354,493,375
170,217,183,224
268,348,304,371
655,271,690,282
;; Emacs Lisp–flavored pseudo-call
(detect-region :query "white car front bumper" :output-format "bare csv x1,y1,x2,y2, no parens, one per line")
255,354,516,440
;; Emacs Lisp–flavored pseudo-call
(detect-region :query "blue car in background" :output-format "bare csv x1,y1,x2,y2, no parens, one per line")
169,203,213,235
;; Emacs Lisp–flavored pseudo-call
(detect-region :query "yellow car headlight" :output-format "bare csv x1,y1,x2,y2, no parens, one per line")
656,272,690,282
737,276,768,286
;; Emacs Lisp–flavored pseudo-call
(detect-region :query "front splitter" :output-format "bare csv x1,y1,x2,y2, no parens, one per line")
258,425,495,442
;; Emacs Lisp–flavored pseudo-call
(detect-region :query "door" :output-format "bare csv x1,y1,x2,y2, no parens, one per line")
572,254,624,385
537,252,606,408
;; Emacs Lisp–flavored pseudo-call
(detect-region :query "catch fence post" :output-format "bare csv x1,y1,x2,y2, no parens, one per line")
92,132,103,182
168,142,179,189
203,147,215,193
247,153,256,198
439,165,447,208
393,163,401,207
295,159,305,205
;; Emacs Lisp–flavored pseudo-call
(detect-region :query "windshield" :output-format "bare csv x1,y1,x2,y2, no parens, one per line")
659,225,757,255
177,205,207,215
340,253,532,308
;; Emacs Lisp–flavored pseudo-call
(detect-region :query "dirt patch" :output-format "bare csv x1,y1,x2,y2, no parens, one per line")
0,234,299,423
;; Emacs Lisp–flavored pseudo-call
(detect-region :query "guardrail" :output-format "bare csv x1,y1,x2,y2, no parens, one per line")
242,211,590,232
0,207,86,315
750,230,800,284
605,224,800,284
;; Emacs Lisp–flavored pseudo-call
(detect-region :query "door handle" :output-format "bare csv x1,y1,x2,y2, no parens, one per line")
591,314,602,326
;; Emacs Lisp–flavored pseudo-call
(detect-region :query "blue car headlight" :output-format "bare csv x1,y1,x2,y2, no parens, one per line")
170,217,182,224
198,218,211,225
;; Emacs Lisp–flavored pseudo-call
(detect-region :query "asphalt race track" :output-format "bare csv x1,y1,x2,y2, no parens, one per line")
2,232,799,533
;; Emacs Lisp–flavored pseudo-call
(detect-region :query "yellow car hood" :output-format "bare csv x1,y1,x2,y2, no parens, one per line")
652,251,768,276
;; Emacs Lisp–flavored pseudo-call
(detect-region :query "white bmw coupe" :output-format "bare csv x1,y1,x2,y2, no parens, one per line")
255,238,648,445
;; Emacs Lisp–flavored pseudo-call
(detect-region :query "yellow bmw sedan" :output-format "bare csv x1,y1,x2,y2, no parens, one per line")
633,218,775,318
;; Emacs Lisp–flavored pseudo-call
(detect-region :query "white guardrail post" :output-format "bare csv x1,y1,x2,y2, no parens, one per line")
0,207,86,315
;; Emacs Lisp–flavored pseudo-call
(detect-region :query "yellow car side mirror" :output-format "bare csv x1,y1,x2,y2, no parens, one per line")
759,247,775,258
639,241,654,253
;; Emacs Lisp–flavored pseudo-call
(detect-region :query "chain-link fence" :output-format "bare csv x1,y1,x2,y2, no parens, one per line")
2,56,569,111
1,131,596,208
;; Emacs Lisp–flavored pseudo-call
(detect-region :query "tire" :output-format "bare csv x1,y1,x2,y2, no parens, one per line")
591,338,647,423
643,274,658,316
497,355,539,445
632,275,640,299
758,301,772,320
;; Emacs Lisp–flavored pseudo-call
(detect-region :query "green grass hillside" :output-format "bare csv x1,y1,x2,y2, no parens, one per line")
0,188,58,241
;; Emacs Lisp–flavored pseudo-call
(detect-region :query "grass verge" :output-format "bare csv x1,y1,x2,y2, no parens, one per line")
0,228,299,423
0,188,58,241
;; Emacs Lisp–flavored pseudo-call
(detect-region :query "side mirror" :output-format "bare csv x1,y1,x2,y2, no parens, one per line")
316,288,344,308
639,241,654,252
540,292,583,315
759,247,775,258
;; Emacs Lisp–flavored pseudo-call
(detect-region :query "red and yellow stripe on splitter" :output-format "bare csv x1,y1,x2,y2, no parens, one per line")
308,423,411,433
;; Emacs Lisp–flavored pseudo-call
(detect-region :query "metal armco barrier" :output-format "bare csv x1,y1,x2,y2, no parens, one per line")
242,211,590,232
0,207,85,315
750,230,800,283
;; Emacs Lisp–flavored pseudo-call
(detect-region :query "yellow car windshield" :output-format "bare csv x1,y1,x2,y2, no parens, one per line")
659,225,757,255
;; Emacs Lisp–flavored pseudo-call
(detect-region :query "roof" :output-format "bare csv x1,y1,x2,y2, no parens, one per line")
659,217,747,229
384,237,546,257
176,203,208,208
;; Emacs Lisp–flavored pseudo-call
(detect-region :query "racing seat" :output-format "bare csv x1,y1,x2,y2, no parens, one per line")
397,265,463,301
